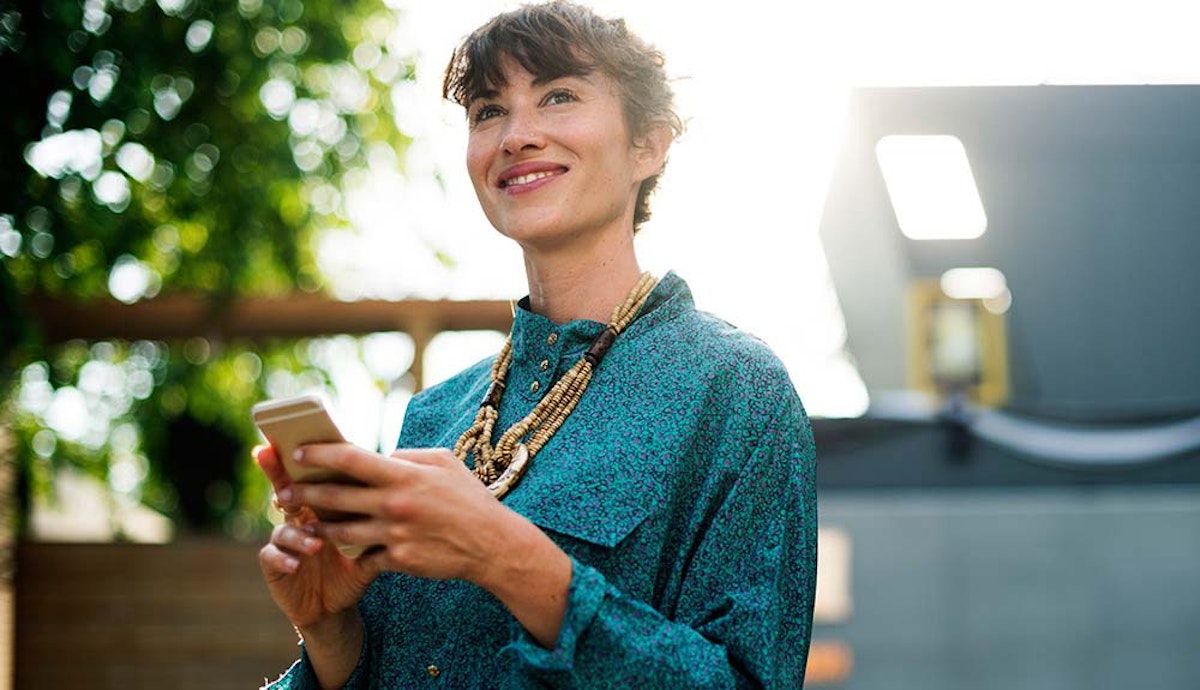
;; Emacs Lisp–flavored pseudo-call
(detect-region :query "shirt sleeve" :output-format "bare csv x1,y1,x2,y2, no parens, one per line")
502,391,818,689
261,626,372,689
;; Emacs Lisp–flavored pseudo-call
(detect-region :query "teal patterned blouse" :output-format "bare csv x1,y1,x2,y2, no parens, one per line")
266,272,818,689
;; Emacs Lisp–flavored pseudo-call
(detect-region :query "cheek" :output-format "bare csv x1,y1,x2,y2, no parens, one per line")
465,139,491,191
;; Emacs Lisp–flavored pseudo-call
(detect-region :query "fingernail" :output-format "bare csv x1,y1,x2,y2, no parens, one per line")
302,537,316,549
301,524,316,535
283,556,299,571
293,448,304,462
278,487,293,502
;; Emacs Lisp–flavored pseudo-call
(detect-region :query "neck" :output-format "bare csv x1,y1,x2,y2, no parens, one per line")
522,231,643,324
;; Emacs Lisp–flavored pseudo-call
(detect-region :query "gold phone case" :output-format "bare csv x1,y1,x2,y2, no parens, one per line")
252,395,347,483
251,395,366,558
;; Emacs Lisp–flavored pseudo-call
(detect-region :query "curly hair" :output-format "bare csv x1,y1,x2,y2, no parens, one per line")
443,1,684,232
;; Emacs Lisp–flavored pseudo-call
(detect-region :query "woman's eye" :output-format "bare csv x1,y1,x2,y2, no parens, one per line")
472,104,503,124
544,89,577,106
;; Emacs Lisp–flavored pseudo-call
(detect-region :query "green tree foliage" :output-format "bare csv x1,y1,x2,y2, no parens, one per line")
0,0,418,537
2,0,413,302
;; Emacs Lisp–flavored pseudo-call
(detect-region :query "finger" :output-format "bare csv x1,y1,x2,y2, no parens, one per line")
284,482,381,517
272,493,304,517
270,523,324,556
255,444,293,493
280,503,320,528
358,541,400,577
259,542,301,577
312,518,404,554
389,447,460,468
294,443,408,486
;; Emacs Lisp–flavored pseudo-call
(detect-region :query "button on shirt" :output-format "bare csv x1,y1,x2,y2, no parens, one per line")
266,272,818,689
508,318,591,403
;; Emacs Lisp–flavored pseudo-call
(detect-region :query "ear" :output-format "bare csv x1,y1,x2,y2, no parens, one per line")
632,123,673,182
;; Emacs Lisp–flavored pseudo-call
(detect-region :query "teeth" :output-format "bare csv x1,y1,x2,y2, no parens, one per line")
505,170,558,187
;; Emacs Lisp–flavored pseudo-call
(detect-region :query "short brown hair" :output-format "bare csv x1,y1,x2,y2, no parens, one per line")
443,1,683,232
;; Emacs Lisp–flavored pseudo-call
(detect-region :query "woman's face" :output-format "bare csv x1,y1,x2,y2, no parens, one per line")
465,57,662,252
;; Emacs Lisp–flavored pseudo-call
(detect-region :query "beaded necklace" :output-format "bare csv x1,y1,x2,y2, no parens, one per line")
453,272,659,498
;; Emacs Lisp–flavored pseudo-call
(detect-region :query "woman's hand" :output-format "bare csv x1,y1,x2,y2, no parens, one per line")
278,445,513,583
278,444,573,647
256,445,378,630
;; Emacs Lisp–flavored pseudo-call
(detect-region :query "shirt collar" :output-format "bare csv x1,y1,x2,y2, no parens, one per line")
510,271,693,359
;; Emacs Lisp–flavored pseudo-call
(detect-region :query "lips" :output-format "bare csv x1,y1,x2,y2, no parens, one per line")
498,162,567,190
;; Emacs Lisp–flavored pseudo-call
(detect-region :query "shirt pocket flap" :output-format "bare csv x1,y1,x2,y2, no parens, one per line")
512,477,659,548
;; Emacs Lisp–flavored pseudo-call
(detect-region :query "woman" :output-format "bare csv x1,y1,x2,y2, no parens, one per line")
259,2,817,687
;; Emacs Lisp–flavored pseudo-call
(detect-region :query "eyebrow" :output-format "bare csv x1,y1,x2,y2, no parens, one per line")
533,71,590,86
472,88,500,102
469,70,595,105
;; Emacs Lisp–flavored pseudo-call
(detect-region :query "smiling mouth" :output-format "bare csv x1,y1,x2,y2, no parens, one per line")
500,169,565,189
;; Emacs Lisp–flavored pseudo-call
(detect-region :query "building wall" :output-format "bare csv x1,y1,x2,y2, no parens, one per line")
816,486,1200,690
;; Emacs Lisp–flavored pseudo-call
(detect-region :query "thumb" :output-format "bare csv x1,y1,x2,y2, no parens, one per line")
255,444,293,493
356,546,391,580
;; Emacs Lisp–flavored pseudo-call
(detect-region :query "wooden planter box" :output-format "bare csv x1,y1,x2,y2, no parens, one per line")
14,540,299,689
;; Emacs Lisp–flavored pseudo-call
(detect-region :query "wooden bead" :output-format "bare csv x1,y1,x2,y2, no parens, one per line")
584,327,618,365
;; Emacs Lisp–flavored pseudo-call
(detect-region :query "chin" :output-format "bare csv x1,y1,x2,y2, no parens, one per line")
494,214,571,245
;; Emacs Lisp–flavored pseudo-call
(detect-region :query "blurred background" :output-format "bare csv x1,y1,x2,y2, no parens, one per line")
2,0,1199,688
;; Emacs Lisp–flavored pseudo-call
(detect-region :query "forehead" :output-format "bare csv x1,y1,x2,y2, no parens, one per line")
473,56,598,98
463,43,596,101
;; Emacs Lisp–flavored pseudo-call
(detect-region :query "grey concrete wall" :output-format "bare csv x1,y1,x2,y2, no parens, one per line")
816,486,1200,690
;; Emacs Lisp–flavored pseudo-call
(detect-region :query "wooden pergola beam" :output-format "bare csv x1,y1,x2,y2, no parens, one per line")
25,293,514,343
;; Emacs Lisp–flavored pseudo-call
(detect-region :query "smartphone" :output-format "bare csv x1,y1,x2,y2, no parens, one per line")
252,394,352,484
252,394,367,557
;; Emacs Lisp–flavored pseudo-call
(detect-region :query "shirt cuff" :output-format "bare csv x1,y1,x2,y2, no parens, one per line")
260,645,318,689
504,556,608,673
265,623,369,689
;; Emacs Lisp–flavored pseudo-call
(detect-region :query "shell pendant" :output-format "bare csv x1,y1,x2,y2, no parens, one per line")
487,443,530,499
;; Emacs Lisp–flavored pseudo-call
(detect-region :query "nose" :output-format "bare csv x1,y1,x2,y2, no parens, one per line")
498,109,545,154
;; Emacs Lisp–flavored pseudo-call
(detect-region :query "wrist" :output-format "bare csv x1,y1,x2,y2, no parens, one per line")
297,607,362,648
471,511,572,648
470,510,552,593
297,608,364,688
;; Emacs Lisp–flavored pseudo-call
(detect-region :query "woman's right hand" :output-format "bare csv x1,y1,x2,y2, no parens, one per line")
255,445,379,631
